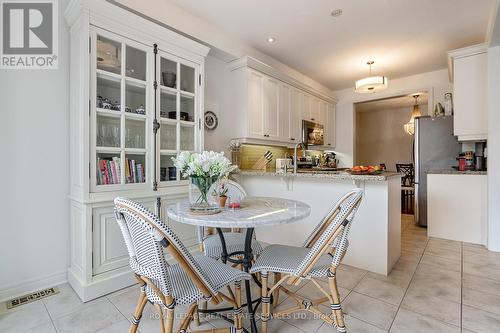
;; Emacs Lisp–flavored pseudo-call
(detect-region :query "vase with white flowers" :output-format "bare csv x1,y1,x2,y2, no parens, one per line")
173,151,237,212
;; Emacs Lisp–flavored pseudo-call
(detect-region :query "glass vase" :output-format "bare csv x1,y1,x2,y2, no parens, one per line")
189,176,220,213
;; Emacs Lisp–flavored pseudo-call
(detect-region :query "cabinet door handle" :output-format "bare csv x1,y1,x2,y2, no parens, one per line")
328,143,331,146
291,138,295,141
311,118,315,121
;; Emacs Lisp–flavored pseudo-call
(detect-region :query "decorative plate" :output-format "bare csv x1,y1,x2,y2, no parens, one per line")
204,111,218,130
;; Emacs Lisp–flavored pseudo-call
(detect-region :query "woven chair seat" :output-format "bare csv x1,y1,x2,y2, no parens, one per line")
203,232,263,260
144,253,250,306
250,242,346,278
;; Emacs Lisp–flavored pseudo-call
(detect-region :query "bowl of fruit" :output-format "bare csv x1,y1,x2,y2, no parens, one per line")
347,165,384,175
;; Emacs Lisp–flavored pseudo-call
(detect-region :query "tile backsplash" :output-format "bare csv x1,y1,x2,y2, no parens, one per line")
239,144,288,170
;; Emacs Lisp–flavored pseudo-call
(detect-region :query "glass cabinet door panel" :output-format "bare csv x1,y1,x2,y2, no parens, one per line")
125,45,146,81
160,154,177,182
180,124,195,151
125,154,146,184
160,58,177,88
180,64,195,93
160,123,177,150
125,82,146,115
96,115,120,147
125,118,146,149
160,90,177,119
97,152,122,185
180,94,195,122
97,35,121,75
97,76,121,111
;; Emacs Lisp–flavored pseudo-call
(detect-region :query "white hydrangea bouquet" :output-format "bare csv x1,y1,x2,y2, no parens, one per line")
173,151,237,211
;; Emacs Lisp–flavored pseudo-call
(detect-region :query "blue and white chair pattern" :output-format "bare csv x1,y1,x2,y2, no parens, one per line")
250,189,364,333
114,197,250,333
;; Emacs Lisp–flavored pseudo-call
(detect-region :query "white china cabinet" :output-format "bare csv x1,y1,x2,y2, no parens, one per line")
229,56,337,147
65,0,209,301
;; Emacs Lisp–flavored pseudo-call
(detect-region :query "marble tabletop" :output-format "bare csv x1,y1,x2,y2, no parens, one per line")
167,196,311,228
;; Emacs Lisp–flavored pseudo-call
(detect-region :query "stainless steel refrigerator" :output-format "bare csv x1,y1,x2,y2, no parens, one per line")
414,116,461,227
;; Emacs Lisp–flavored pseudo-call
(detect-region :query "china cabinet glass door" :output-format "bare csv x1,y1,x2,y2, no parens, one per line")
92,28,152,190
157,51,200,185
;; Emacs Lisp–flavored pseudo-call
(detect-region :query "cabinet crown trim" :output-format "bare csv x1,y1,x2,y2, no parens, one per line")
447,43,488,81
229,56,337,104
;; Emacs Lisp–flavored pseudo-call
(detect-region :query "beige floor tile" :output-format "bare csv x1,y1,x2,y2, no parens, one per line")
390,308,460,333
107,285,143,319
95,319,132,333
264,318,305,333
424,246,461,261
335,265,367,290
0,300,52,333
419,254,461,272
354,276,407,305
464,252,500,269
365,269,413,289
280,310,325,332
412,265,461,303
464,261,500,282
298,279,350,302
53,299,125,333
343,292,398,330
400,250,422,262
463,288,500,316
43,283,99,319
463,242,490,255
462,305,500,333
401,288,461,326
463,274,500,297
23,321,57,333
316,314,387,333
392,258,419,275
427,238,462,249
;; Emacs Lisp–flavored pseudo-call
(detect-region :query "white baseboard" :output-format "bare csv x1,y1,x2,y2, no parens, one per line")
0,270,67,303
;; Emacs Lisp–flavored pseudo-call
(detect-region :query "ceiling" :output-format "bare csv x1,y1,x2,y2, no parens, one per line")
356,93,429,113
168,0,493,91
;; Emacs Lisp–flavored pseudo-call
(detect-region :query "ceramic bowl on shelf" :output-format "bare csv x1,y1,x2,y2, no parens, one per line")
162,71,176,88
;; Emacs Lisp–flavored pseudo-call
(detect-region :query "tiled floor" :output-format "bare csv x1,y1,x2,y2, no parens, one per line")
2,215,500,332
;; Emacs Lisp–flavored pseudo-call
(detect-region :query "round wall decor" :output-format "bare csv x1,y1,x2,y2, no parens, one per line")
204,111,218,130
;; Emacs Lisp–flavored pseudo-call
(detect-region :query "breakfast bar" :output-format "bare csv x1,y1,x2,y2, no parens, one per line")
236,170,402,275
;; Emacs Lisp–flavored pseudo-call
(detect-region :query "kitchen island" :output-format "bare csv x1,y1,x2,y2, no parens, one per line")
236,170,402,275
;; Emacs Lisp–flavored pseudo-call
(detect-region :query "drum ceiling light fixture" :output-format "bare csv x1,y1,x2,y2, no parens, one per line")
355,60,388,93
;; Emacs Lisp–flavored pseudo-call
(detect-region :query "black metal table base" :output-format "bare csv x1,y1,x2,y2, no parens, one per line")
216,227,260,333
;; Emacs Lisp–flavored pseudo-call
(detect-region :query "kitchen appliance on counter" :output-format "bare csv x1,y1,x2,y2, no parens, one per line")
302,120,324,146
275,158,292,174
415,116,461,227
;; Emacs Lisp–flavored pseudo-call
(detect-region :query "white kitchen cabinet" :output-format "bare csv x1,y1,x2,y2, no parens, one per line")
428,173,487,245
289,88,302,143
247,70,265,137
66,0,208,301
229,56,336,145
448,44,488,141
264,77,280,139
324,103,336,148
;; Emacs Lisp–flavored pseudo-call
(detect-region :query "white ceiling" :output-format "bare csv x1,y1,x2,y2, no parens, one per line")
168,0,493,91
356,92,429,112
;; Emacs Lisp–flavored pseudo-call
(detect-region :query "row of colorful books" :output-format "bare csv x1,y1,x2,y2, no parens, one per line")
97,157,145,185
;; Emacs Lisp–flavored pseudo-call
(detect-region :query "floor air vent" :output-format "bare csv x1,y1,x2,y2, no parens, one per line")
6,287,60,309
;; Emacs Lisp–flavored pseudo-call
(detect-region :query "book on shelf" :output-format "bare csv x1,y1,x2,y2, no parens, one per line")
97,156,145,185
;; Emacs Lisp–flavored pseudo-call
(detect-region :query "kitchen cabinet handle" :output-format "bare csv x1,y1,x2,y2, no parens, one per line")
311,118,315,121
328,143,331,146
290,138,295,141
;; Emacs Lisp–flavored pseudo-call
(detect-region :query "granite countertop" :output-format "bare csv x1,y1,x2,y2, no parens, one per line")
426,170,487,175
238,169,402,181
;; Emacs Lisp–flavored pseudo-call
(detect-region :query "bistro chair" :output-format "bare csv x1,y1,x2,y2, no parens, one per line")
396,163,415,214
250,189,364,333
198,179,263,261
114,197,250,333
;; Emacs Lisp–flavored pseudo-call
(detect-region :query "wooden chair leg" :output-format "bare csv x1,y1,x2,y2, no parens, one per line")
272,272,281,307
261,273,270,333
165,306,174,333
129,290,148,333
328,269,346,333
234,281,243,333
154,304,166,333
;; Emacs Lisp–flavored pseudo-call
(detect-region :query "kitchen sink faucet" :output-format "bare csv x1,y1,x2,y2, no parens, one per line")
293,142,307,175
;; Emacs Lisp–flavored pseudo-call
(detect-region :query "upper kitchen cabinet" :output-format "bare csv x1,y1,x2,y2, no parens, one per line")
229,56,336,145
448,44,488,141
325,103,336,148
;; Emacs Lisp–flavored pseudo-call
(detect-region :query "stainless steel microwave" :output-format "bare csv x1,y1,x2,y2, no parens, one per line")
302,120,324,146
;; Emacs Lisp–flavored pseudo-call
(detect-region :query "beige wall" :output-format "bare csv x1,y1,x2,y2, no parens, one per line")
355,104,427,171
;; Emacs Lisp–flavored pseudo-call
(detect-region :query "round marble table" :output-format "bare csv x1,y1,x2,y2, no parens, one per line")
167,196,310,333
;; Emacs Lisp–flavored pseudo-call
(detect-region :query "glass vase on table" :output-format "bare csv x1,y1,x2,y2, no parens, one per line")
189,175,220,213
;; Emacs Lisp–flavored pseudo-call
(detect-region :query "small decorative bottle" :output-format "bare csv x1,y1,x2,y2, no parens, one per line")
444,93,453,116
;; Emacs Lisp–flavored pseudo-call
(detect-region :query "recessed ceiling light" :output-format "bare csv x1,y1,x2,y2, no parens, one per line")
267,37,276,43
331,9,343,17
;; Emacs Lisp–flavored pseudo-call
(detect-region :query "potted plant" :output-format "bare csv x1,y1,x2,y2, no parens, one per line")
213,180,229,207
173,151,236,212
